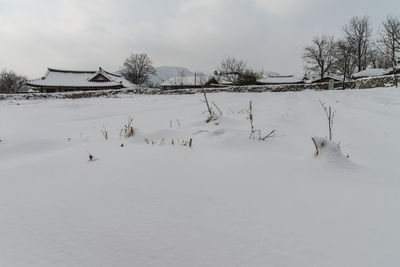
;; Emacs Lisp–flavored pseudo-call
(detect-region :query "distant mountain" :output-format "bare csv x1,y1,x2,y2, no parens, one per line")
147,66,193,86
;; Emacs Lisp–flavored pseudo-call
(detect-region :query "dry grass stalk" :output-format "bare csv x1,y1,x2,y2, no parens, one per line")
193,129,209,135
211,101,223,116
261,130,276,140
121,116,135,138
248,100,276,141
101,127,108,140
249,101,255,139
202,89,216,123
144,137,192,148
203,90,212,116
319,100,335,140
181,138,193,147
311,137,320,156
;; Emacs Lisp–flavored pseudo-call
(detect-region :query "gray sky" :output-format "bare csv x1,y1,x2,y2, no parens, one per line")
0,0,398,78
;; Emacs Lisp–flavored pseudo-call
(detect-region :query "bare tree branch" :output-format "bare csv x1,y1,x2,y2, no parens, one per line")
303,35,336,79
343,16,372,72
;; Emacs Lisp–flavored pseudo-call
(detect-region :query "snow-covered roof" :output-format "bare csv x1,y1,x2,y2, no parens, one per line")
257,75,303,84
308,74,345,83
352,68,390,79
27,68,135,88
217,77,234,85
160,75,212,87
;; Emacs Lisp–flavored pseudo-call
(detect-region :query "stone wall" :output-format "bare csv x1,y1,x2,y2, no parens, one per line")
3,77,398,101
354,75,400,89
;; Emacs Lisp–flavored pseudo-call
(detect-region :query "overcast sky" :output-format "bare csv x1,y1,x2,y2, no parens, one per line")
0,0,398,78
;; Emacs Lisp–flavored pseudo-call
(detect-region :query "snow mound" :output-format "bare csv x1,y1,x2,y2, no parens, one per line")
311,137,351,165
352,68,389,78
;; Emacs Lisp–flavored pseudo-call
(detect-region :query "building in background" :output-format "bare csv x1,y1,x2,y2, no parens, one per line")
26,67,134,93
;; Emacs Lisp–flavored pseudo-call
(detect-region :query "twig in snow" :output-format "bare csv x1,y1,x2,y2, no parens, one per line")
193,129,210,135
211,101,223,116
318,100,335,141
248,100,276,141
261,130,276,140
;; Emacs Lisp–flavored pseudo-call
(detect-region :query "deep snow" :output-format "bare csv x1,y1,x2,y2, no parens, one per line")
1,88,400,266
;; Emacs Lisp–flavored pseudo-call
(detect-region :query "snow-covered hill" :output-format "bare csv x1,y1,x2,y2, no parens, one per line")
1,88,400,266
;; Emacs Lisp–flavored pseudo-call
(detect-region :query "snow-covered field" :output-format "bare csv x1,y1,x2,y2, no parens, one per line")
1,88,400,266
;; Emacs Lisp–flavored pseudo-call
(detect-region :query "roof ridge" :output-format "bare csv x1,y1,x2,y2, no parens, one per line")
47,68,122,77
48,68,96,74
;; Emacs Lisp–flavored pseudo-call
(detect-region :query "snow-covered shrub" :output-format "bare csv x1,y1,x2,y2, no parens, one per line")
311,137,349,162
312,102,350,162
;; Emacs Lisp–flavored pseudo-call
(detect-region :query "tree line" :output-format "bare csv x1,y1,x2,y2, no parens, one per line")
1,15,399,93
122,16,399,87
120,53,262,87
303,15,400,83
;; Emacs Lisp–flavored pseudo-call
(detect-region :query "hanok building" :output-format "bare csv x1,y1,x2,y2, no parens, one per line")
26,67,134,93
309,74,343,83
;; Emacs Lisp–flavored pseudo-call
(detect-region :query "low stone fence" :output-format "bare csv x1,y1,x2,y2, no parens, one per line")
354,74,400,89
2,77,398,101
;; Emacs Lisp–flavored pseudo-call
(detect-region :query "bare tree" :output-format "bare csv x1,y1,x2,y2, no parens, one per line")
343,16,372,72
0,70,27,94
378,16,400,69
303,35,336,79
334,39,357,88
121,53,155,85
177,69,187,85
367,43,392,69
216,57,247,85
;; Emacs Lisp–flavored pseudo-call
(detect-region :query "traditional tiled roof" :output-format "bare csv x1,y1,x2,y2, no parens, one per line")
308,74,346,83
26,68,134,88
257,75,303,84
